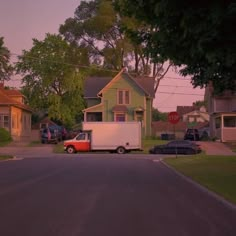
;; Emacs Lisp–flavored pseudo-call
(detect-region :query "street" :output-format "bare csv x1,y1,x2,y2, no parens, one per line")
0,155,235,236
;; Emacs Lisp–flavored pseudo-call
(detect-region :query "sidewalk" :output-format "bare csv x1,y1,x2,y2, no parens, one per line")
0,141,54,158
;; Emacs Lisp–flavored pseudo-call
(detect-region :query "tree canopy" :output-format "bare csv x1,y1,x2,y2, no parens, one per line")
60,0,132,71
114,0,236,94
16,34,85,127
60,0,172,94
0,37,13,82
152,108,167,121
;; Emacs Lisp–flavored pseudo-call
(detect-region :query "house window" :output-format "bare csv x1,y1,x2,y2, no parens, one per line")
115,113,126,122
224,116,236,127
117,90,130,105
0,115,9,129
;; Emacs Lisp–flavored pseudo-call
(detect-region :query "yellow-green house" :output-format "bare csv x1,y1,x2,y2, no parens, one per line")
83,70,155,136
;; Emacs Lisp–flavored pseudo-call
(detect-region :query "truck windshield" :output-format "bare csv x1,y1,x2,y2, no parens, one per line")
76,133,86,140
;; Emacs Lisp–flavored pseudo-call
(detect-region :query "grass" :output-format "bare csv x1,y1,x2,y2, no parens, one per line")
0,155,14,160
141,138,167,154
53,143,65,153
0,141,11,147
164,154,236,205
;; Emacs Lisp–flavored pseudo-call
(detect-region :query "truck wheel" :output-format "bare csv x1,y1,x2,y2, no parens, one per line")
67,146,75,154
116,146,126,154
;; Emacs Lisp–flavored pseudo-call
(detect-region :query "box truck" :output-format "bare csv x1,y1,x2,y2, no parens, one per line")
63,122,142,154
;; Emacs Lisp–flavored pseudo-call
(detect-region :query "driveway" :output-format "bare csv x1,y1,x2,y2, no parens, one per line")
198,141,235,156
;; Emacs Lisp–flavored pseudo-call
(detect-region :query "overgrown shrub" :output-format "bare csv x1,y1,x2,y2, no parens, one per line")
0,128,12,142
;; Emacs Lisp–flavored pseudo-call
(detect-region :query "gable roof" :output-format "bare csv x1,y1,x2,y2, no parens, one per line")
132,75,155,98
0,88,32,112
32,116,57,129
4,90,24,97
176,106,196,117
84,77,112,98
84,70,155,98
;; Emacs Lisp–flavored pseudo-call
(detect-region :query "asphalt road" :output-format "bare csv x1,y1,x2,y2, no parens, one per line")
0,155,235,236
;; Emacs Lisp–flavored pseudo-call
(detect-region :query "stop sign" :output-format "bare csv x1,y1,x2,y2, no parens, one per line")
168,111,180,124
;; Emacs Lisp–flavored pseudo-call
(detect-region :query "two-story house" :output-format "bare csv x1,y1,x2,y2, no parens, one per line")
206,83,236,142
83,69,155,136
0,83,32,141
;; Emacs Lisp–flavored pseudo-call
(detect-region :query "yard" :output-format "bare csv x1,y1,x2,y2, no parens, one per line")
164,155,236,205
0,155,14,160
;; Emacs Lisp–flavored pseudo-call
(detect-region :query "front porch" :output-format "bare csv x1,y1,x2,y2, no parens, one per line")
211,112,236,142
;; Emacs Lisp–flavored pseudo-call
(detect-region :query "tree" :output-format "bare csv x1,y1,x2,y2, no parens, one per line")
114,0,236,94
152,108,167,121
16,34,85,127
60,0,131,71
0,37,13,82
60,0,172,94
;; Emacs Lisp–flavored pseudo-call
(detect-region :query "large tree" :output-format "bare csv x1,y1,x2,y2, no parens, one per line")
16,34,86,127
114,0,236,94
0,37,13,82
60,0,172,93
60,0,132,70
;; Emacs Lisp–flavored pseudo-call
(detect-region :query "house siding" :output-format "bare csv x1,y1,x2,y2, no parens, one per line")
0,88,32,141
102,75,146,122
0,106,9,113
11,106,31,141
145,98,152,136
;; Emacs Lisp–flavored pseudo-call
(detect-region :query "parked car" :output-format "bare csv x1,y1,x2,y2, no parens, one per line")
184,128,200,141
51,125,68,140
198,127,210,140
149,140,201,155
41,127,61,144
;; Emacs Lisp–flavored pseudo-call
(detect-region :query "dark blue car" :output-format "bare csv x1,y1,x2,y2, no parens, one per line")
149,140,201,155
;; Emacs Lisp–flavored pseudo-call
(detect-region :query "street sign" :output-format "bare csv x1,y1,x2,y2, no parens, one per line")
168,111,180,124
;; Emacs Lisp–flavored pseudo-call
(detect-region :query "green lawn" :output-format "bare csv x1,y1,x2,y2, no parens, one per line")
0,155,14,161
141,138,167,153
0,141,11,147
164,155,236,205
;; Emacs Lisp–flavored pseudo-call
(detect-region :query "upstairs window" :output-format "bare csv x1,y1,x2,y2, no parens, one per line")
117,90,130,105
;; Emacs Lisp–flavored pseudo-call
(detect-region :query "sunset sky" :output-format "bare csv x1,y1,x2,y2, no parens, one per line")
0,0,205,112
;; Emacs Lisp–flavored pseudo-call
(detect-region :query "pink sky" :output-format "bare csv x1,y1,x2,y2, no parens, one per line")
0,0,205,112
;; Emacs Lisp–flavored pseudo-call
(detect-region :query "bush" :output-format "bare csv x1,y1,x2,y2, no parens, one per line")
0,128,12,142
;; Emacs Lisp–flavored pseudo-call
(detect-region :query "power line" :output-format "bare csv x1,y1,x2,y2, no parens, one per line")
158,84,194,88
157,91,204,96
10,52,196,81
163,76,191,80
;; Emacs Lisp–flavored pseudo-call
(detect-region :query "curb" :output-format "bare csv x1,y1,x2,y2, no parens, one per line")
160,159,236,211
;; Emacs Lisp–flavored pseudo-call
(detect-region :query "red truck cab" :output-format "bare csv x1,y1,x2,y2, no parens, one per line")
64,131,91,153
